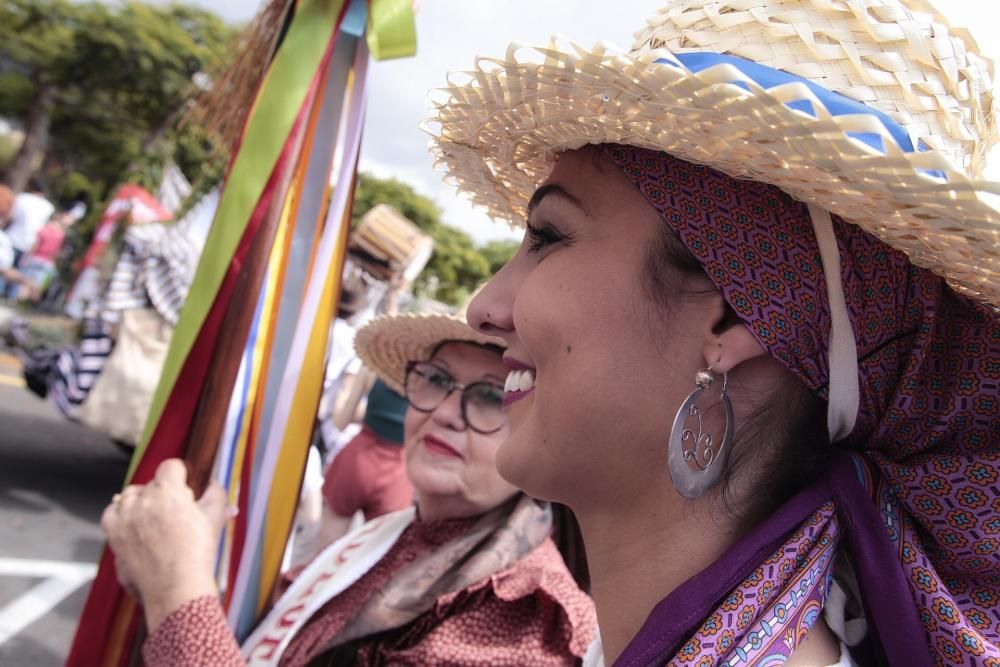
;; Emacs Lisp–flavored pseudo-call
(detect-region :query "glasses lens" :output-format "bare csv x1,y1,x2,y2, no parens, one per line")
405,363,451,411
463,382,505,433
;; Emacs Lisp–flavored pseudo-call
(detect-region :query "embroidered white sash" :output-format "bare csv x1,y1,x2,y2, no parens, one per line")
241,507,416,666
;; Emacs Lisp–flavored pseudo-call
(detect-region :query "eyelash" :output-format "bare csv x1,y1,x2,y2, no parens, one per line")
526,222,569,254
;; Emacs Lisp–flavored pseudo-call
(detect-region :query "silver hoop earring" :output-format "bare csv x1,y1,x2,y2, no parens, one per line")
667,366,734,499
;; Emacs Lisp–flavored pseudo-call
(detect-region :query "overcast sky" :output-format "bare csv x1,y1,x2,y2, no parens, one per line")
171,0,1000,244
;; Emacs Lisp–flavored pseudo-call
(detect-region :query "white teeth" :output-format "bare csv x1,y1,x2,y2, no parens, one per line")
505,369,536,393
519,371,534,392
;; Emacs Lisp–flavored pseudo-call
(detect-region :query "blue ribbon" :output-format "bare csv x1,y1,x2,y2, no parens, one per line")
656,51,943,178
341,0,368,37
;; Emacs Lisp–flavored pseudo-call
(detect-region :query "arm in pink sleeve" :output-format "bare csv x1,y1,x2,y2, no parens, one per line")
142,595,245,667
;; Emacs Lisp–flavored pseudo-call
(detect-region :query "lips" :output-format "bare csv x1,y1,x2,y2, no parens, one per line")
503,356,533,370
502,388,534,408
422,434,463,459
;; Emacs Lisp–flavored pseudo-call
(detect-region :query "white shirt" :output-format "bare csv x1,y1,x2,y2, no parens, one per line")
6,193,55,253
317,317,363,450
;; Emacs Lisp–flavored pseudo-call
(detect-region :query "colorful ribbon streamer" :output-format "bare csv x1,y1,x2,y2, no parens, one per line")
64,0,403,661
367,0,417,59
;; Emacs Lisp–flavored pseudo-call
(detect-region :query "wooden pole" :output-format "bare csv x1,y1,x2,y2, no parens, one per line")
183,115,308,497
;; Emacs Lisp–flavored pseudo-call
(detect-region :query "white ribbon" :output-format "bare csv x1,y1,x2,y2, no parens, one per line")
807,204,859,442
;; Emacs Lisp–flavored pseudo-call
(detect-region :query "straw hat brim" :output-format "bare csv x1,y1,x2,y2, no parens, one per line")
428,40,1000,306
354,313,506,395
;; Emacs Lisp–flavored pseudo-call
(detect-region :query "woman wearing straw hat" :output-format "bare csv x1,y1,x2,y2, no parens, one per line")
423,0,1000,664
101,312,596,666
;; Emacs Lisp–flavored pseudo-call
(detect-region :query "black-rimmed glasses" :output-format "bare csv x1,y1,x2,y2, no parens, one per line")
404,361,505,434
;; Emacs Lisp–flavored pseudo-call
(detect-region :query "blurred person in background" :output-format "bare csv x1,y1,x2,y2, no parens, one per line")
0,184,13,226
0,185,16,283
1,177,54,298
315,262,369,457
286,264,403,569
286,378,411,569
319,378,412,540
15,209,73,302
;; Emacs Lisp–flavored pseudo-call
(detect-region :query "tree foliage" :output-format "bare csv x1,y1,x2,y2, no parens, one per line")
352,172,443,233
353,173,514,306
479,239,520,275
0,0,235,200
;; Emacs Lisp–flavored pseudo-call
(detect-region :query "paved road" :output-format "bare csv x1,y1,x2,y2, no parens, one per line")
0,353,130,665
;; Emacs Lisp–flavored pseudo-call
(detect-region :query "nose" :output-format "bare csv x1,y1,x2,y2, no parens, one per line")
430,387,467,431
467,255,520,341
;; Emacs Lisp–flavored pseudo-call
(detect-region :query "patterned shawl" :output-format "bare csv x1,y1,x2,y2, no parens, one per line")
602,145,1000,665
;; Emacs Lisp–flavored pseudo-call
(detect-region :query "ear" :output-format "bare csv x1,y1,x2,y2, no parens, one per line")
704,321,767,374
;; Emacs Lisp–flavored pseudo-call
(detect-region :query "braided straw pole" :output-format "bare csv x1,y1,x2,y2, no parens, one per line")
183,0,296,150
355,314,505,396
428,35,1000,306
631,0,996,178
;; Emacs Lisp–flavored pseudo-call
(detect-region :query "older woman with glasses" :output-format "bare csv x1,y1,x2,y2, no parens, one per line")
100,312,596,667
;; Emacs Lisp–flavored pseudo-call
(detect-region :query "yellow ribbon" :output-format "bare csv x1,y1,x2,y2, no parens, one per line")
367,0,417,60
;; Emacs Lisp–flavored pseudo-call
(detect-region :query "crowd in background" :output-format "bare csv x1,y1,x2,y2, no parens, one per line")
0,179,84,304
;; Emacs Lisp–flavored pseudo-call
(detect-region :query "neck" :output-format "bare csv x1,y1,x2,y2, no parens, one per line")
415,496,469,523
574,488,740,664
415,491,518,523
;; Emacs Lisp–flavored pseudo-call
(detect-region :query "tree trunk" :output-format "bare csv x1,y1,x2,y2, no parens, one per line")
5,72,54,194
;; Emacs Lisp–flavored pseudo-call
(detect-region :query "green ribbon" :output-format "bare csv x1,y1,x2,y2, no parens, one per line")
127,0,345,479
367,0,417,60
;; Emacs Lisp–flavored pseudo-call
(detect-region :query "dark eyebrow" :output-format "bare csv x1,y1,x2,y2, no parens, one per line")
423,359,452,374
526,183,591,218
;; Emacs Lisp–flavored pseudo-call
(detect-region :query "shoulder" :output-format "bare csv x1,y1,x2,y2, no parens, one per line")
493,538,591,609
14,193,51,213
327,430,382,484
441,538,598,657
333,318,357,343
358,540,596,665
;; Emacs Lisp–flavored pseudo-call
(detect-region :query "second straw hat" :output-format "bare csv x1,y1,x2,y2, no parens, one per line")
354,312,506,396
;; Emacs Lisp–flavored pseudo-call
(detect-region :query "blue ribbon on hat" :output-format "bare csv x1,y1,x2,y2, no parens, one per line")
657,52,944,178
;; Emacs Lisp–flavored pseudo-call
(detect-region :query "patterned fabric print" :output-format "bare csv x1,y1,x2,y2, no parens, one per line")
102,222,201,326
143,540,593,667
49,318,114,417
875,461,1000,667
675,504,838,666
347,540,596,666
602,145,1000,662
143,594,244,667
279,514,477,665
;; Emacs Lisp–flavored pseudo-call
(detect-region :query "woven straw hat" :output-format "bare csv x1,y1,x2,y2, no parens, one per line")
354,312,506,395
427,0,1000,306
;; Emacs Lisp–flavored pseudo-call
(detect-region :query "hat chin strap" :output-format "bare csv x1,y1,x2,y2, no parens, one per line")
807,204,860,442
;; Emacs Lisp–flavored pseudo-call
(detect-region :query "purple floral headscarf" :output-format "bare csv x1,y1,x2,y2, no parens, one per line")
602,145,1000,665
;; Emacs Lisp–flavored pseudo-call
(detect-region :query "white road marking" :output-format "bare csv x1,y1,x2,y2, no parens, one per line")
0,375,25,388
0,558,98,645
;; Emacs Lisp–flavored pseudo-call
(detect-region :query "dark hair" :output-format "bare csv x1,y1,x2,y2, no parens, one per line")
642,222,830,526
550,502,590,592
27,176,47,194
337,272,369,320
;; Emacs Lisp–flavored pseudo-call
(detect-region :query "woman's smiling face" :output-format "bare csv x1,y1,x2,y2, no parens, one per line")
403,341,519,519
468,148,720,511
